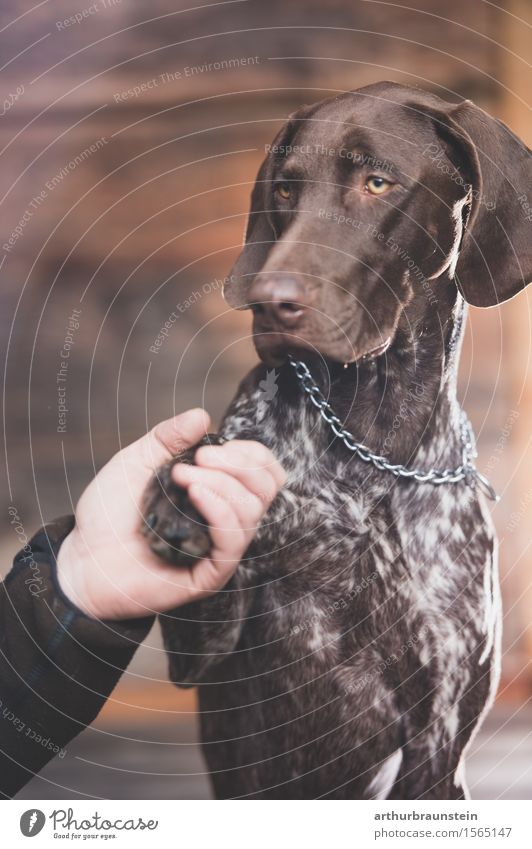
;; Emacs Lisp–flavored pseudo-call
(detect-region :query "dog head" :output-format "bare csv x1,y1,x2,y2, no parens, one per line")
224,81,532,365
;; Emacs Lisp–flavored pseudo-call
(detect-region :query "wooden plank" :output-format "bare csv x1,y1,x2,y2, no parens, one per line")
497,0,532,662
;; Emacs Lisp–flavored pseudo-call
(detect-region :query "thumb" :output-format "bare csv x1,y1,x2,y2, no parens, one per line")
138,408,211,470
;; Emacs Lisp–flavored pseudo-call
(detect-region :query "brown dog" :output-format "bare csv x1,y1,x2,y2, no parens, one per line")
143,82,531,798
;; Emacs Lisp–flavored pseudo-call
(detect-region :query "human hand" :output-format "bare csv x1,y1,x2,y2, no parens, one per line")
56,409,285,620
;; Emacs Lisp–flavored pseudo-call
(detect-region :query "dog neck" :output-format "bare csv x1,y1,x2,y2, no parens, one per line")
278,274,466,472
222,275,468,490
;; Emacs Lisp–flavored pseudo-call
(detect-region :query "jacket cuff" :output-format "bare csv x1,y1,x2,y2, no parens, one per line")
10,515,154,651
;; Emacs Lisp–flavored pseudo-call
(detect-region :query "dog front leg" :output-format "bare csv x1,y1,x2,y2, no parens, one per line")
141,432,256,685
387,738,468,800
158,572,252,686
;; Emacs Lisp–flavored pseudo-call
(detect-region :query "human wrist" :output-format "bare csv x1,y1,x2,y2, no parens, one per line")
55,528,102,619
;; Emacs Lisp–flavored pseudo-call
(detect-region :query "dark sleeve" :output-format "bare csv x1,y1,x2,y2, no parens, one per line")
0,516,155,798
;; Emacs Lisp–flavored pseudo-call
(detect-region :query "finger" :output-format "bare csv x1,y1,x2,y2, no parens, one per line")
199,440,286,486
137,408,211,470
172,464,266,529
188,554,238,597
187,483,248,557
194,441,286,502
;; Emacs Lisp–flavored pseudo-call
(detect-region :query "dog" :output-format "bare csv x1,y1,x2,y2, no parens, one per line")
142,81,532,799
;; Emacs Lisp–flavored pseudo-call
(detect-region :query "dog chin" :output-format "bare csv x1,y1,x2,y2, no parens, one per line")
252,330,393,367
253,337,352,368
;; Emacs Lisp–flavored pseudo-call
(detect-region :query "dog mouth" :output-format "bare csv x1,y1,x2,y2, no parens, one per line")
253,330,316,366
252,326,392,367
358,337,392,361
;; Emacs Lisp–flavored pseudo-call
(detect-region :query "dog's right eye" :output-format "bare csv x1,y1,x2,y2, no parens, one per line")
275,182,292,200
365,175,394,195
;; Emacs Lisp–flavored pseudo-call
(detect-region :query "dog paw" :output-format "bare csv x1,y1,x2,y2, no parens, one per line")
141,433,226,567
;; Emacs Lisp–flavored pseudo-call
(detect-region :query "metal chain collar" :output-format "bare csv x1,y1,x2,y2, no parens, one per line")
288,356,499,501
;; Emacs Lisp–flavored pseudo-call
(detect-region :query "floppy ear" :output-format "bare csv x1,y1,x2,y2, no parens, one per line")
224,106,314,309
436,100,532,307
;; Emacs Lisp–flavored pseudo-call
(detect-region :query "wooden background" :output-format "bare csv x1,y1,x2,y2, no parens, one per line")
1,0,531,797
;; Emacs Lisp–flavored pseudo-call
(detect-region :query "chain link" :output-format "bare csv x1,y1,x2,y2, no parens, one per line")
288,356,499,501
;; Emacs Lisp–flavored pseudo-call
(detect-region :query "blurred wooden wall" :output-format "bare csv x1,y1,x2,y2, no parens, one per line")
496,0,532,687
0,0,531,690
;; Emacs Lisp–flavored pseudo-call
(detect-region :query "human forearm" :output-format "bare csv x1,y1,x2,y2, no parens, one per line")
0,516,153,797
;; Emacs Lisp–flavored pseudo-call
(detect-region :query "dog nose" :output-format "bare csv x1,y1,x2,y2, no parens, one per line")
249,275,309,328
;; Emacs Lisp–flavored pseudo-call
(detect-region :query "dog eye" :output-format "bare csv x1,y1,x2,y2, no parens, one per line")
275,182,292,200
365,176,393,195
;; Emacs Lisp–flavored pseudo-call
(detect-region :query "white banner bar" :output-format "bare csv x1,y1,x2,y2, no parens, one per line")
3,799,529,848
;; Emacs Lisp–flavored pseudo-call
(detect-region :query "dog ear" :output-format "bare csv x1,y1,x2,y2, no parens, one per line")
429,100,532,307
224,107,314,309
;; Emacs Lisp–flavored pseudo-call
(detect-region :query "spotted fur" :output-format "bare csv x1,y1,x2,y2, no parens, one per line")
152,80,532,798
158,295,500,800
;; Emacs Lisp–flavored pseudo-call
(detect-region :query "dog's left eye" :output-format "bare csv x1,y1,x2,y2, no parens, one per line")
275,182,292,200
365,176,393,195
